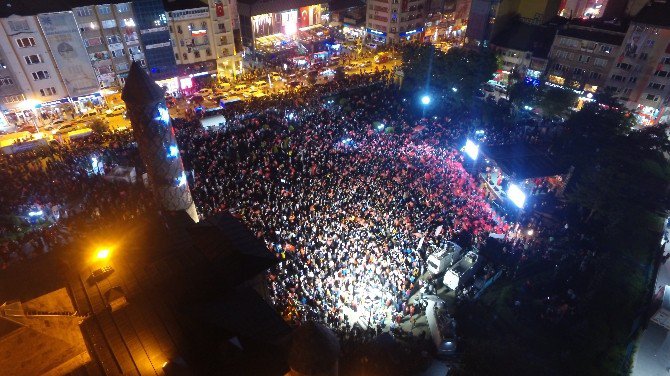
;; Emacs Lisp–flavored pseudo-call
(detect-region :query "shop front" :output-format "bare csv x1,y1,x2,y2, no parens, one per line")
366,28,387,44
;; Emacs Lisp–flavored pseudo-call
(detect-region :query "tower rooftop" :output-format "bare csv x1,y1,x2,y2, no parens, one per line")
121,62,166,106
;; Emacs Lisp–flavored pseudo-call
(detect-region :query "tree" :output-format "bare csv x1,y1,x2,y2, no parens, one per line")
90,118,109,134
537,87,578,119
401,44,497,105
508,81,537,109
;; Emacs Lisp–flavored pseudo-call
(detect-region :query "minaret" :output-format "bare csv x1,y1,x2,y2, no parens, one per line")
122,62,199,223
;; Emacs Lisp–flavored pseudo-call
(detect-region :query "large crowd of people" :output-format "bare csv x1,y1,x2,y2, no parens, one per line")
0,68,577,342
175,76,511,332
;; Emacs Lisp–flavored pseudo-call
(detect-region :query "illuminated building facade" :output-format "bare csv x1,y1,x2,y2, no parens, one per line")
365,0,428,44
546,21,626,93
603,1,670,125
236,0,326,50
72,2,143,89
131,0,177,80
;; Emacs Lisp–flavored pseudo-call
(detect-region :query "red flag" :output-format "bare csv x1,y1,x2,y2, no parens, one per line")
215,2,224,17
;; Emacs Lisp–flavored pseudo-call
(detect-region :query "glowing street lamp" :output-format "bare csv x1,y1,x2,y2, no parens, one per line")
96,248,111,260
421,95,431,105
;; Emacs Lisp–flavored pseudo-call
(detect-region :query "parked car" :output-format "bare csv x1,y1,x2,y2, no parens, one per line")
197,88,213,97
105,105,126,117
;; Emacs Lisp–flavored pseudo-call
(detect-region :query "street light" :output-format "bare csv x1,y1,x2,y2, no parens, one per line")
421,95,431,105
96,248,111,260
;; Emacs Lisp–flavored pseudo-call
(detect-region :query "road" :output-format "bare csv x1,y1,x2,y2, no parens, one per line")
631,221,670,376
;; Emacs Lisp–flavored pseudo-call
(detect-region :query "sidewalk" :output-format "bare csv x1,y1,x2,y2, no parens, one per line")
631,223,670,376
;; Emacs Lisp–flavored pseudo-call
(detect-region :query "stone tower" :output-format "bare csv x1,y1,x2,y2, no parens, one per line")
121,62,198,223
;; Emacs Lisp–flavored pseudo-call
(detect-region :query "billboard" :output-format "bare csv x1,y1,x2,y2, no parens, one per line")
37,12,99,97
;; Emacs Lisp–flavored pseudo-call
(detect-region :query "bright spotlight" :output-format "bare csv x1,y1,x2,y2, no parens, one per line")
452,87,458,92
463,139,479,160
96,249,110,259
28,210,44,217
167,145,179,158
507,184,527,208
527,229,534,236
421,95,431,105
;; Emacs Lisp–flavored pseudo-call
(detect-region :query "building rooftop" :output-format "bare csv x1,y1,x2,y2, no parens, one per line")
557,26,626,46
633,0,670,27
163,0,208,12
491,21,558,59
329,0,365,12
0,0,127,18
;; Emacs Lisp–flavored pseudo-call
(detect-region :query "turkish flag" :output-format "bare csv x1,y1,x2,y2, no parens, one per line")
215,2,224,17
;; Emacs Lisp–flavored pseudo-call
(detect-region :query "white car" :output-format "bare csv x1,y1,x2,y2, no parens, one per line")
197,88,213,97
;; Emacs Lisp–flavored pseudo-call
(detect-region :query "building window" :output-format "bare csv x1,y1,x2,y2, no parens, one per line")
116,3,130,13
646,39,655,48
76,7,93,17
85,37,103,47
139,59,146,67
589,72,601,80
24,54,42,65
3,94,25,103
616,62,632,71
39,87,56,96
177,25,182,34
600,45,612,54
0,76,14,86
611,74,624,82
646,94,659,101
578,55,590,63
169,25,173,33
116,62,129,71
629,76,637,83
182,52,187,60
218,23,226,32
128,46,141,55
101,19,117,29
194,50,200,58
8,20,30,32
205,48,211,56
640,52,649,60
573,68,585,76
648,82,665,90
663,57,670,65
623,88,632,95
654,70,669,77
107,35,122,44
175,53,179,61
593,58,607,67
97,5,111,15
111,49,125,58
16,37,36,48
31,70,50,80
180,39,185,47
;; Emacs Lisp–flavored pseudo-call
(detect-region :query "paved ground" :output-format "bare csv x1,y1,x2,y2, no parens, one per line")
632,221,670,376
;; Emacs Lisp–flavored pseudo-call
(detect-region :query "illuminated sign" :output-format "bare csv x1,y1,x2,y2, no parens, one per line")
191,29,207,36
366,28,386,36
399,27,423,37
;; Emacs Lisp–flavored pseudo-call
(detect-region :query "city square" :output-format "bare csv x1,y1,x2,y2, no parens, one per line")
0,0,669,376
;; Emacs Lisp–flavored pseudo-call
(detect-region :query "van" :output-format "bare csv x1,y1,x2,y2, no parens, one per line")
426,241,463,275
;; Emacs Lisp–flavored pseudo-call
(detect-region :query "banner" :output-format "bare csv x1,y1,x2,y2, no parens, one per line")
37,12,99,97
215,2,225,17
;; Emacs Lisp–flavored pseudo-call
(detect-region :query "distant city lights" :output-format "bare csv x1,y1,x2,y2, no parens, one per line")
28,210,43,217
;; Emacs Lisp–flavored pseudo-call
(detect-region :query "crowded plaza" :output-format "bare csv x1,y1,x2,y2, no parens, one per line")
0,66,586,352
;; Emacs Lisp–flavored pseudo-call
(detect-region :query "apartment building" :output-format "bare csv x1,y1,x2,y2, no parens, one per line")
205,0,240,78
365,0,428,44
0,14,84,126
72,2,143,89
546,21,626,93
167,0,218,79
603,0,670,125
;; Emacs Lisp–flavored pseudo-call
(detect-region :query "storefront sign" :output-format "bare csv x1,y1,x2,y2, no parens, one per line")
140,26,168,35
399,27,423,37
366,28,386,36
37,12,99,97
145,42,171,50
